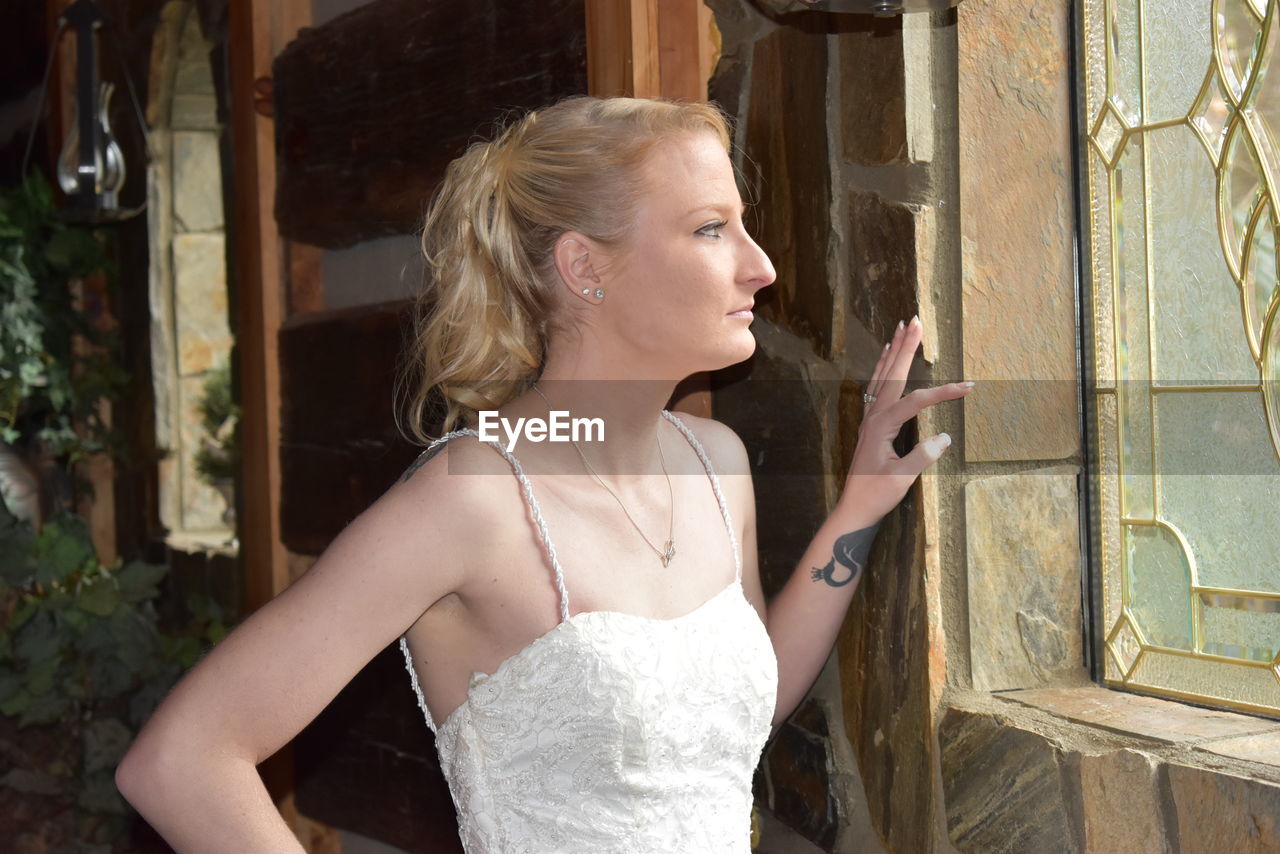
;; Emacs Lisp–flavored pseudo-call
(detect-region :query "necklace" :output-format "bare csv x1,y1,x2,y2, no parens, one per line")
531,384,676,567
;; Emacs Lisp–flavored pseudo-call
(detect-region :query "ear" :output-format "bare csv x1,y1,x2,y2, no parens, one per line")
552,232,605,305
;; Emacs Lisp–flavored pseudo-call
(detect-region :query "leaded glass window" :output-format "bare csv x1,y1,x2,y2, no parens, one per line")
1082,0,1280,715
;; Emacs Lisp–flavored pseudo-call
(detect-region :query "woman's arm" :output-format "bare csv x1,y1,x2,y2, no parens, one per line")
114,444,489,853
730,316,971,728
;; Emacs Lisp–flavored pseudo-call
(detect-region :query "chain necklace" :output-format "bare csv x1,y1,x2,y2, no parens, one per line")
531,384,676,567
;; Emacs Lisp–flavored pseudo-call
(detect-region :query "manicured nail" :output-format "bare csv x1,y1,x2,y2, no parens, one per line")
897,320,904,331
884,342,891,351
911,314,920,327
962,381,975,388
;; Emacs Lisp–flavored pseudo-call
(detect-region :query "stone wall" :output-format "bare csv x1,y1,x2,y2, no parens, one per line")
707,2,960,851
147,0,234,539
707,0,1280,851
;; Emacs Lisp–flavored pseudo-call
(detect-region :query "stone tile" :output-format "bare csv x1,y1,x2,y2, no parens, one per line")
1079,749,1170,853
835,455,931,854
939,706,1079,853
902,13,934,164
1004,686,1279,744
846,192,936,362
764,712,839,851
178,374,229,531
1167,763,1280,854
1198,731,1280,767
965,472,1084,691
958,0,1078,462
173,233,230,376
745,24,835,358
711,319,834,595
837,16,906,166
173,131,224,232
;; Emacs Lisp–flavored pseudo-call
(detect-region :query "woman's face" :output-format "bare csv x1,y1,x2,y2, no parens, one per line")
595,131,776,378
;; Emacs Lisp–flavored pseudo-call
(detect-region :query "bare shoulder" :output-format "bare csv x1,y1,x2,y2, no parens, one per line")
667,411,751,478
376,433,523,577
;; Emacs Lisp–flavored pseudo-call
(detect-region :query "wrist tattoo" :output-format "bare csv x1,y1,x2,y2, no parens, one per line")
810,523,880,587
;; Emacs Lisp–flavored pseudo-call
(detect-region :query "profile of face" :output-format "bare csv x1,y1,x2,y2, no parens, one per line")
565,131,777,380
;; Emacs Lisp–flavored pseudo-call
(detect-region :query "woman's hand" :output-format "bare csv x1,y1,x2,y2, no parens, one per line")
842,315,972,521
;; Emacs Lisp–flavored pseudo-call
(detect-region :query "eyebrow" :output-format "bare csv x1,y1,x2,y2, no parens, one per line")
685,203,748,218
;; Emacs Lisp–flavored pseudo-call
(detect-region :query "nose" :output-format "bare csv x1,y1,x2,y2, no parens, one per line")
739,233,776,293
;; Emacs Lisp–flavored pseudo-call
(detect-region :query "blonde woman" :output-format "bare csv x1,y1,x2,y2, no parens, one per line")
117,95,970,853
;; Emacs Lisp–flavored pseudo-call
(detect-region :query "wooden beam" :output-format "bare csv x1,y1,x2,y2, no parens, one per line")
272,0,587,248
586,0,719,99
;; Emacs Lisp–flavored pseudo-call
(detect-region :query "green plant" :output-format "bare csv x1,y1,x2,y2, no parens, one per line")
0,171,129,464
192,359,240,484
0,500,228,849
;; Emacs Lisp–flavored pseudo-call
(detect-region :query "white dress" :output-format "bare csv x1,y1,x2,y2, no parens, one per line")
398,411,779,853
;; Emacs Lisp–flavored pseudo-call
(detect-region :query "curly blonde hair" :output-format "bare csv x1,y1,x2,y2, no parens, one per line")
394,96,733,443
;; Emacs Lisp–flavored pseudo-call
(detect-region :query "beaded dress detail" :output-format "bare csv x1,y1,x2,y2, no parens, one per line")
398,411,778,854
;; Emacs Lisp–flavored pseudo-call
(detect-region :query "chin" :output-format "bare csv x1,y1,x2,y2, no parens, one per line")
701,332,757,372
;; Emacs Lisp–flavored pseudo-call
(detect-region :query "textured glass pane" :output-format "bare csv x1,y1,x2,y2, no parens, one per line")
1262,298,1280,464
1254,23,1280,158
1109,616,1143,675
1190,69,1235,162
1216,0,1265,99
1154,390,1280,593
1245,211,1278,354
1115,138,1154,516
1084,0,1109,123
1149,125,1253,384
1099,392,1123,624
1143,0,1213,122
1201,594,1280,661
1129,650,1280,708
1092,148,1116,389
1125,523,1194,649
1221,119,1267,268
1109,0,1143,123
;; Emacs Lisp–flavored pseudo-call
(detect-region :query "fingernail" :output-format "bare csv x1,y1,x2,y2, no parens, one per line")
897,320,904,331
911,314,920,327
883,342,891,351
939,432,952,447
962,381,975,388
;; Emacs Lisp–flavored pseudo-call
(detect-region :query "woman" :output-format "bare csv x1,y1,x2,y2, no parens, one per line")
116,95,969,852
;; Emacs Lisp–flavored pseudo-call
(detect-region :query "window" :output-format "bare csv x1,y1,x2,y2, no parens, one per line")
1082,0,1280,714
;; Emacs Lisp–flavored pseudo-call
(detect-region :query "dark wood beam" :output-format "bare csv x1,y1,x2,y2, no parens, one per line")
272,0,588,249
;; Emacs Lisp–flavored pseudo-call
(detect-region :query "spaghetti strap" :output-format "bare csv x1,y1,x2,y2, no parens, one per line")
397,427,571,736
662,411,743,583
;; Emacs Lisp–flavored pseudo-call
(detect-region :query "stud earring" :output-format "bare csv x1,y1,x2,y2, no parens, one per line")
594,288,605,299
581,288,590,295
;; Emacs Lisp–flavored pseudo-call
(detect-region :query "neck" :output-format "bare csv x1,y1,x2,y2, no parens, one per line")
502,342,681,478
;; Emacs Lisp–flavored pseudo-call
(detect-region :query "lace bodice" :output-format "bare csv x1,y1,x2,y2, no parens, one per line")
398,411,778,853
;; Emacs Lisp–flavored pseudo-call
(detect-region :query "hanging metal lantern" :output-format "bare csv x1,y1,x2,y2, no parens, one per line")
21,0,149,223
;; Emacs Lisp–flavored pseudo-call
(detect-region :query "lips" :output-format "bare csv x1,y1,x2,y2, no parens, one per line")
728,303,754,315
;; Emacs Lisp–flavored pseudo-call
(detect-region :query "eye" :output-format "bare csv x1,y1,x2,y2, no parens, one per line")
697,220,727,239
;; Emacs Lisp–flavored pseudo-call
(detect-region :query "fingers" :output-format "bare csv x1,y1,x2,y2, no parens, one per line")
877,317,922,405
867,342,892,402
884,381,974,422
897,431,952,477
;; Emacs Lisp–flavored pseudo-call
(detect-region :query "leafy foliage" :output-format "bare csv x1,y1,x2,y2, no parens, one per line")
0,501,228,846
192,358,240,483
0,171,129,462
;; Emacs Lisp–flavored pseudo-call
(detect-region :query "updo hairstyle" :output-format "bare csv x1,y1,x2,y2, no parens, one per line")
396,95,732,442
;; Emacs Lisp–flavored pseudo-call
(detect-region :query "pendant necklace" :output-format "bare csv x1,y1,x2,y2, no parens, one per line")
531,384,676,567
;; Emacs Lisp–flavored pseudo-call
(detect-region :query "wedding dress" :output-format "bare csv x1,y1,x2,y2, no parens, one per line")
399,411,778,853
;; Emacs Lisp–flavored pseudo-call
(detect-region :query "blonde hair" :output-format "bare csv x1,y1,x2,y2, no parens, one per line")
396,96,733,442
